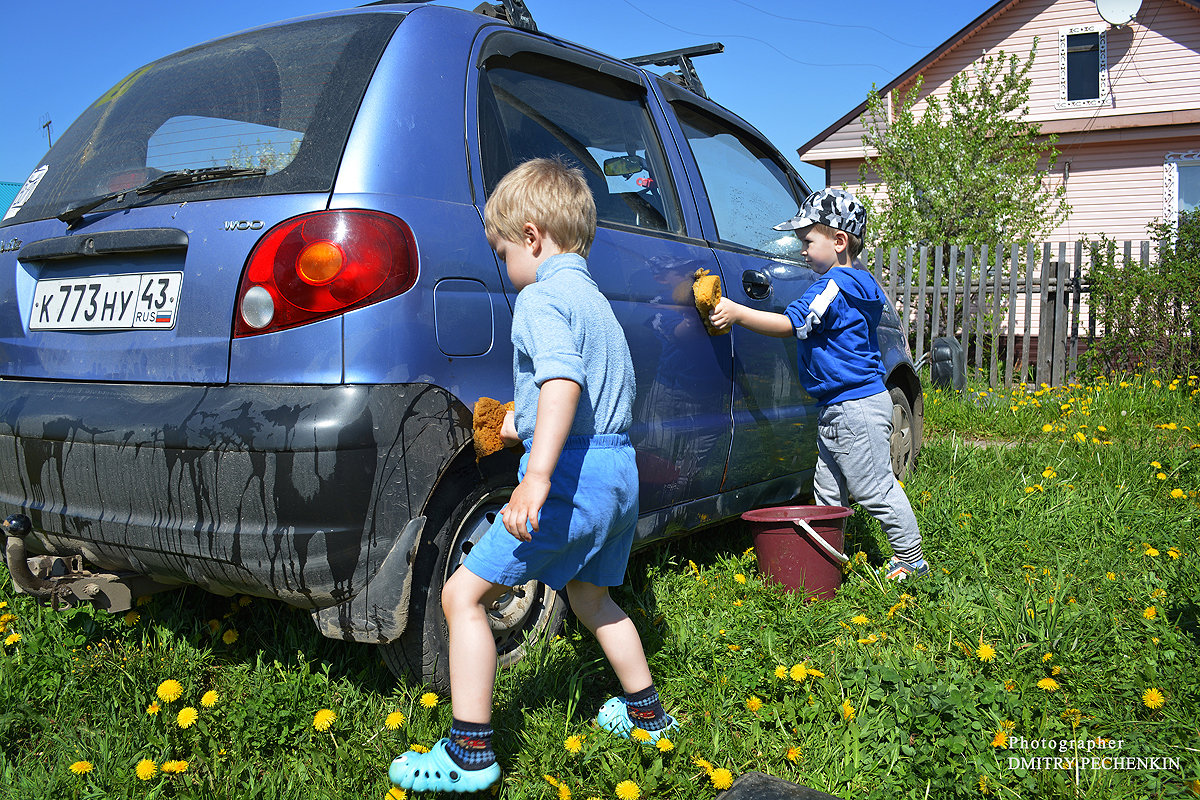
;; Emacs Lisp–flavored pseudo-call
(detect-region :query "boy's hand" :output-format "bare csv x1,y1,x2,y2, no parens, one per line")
499,407,520,447
708,297,742,330
502,474,550,541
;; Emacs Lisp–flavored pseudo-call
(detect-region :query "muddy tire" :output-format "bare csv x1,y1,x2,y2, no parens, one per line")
380,461,567,690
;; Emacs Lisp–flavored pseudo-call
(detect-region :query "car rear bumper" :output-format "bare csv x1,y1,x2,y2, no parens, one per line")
0,379,471,642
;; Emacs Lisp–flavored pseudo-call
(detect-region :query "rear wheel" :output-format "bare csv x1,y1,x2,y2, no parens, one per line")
380,463,567,691
888,385,916,481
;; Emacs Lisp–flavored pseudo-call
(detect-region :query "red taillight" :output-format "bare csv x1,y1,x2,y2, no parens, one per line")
234,210,418,337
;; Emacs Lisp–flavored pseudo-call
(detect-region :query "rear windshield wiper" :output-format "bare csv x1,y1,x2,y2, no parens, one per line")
57,166,267,226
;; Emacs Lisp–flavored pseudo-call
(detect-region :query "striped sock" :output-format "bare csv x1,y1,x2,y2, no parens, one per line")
445,720,496,770
623,684,669,731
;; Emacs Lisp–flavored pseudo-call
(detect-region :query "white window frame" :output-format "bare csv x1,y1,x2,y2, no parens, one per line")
1058,24,1109,109
1164,151,1200,226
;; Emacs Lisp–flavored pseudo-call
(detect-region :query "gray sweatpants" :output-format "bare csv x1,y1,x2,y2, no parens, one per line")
813,390,924,564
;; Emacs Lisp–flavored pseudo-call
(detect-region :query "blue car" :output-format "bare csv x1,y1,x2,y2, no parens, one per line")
0,1,921,688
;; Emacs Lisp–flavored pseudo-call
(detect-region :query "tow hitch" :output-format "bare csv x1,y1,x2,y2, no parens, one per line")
3,514,177,612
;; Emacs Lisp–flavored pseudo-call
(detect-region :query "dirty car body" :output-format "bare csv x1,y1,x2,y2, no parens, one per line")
0,3,921,684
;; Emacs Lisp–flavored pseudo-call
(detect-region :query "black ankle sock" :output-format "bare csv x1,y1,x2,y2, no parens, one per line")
445,719,496,770
623,684,669,731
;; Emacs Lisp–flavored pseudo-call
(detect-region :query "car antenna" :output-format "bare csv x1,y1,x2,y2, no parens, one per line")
626,43,724,99
473,0,538,33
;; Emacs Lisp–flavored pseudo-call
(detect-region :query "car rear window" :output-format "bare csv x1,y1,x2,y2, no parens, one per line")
2,14,402,227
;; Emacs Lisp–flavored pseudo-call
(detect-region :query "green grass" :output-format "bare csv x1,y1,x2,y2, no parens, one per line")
2,371,1198,798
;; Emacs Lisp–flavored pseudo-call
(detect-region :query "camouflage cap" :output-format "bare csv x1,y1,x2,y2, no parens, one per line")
773,188,866,238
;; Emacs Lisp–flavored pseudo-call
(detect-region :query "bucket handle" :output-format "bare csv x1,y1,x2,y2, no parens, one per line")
793,518,849,564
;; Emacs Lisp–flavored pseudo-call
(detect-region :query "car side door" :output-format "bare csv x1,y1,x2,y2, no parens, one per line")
467,32,735,532
657,86,819,496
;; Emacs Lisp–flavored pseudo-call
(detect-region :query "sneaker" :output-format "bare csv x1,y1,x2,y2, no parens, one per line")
884,557,930,581
596,697,677,743
389,737,500,793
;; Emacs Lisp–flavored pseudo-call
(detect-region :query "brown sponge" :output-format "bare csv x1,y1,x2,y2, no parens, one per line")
692,268,728,336
473,397,515,460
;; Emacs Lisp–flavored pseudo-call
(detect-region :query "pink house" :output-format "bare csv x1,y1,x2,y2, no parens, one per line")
799,0,1200,244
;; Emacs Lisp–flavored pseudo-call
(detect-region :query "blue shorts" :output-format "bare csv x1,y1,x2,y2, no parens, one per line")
462,433,638,591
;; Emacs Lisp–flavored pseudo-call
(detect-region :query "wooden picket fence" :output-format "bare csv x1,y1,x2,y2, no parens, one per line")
862,240,1152,389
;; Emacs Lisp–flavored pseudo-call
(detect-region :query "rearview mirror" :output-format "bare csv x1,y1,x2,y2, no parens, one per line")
603,155,645,177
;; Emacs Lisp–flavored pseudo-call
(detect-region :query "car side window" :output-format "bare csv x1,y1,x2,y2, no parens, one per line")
672,102,807,260
479,53,684,235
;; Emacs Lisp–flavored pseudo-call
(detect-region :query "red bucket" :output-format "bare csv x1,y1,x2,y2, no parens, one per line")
741,506,853,600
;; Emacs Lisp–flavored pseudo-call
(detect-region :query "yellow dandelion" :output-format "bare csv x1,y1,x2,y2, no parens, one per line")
710,768,734,791
161,760,188,774
1168,547,1181,559
201,690,219,708
857,634,878,644
1037,677,1060,692
774,665,788,679
1051,665,1062,675
1156,472,1167,481
1003,679,1016,692
991,729,1009,748
1171,488,1186,499
419,692,438,709
746,696,763,712
1143,544,1160,557
135,759,157,781
976,643,996,662
156,679,183,703
69,761,93,775
177,706,198,729
1106,572,1116,580
1142,688,1165,709
385,711,405,730
630,728,651,743
207,619,220,634
222,628,239,645
123,611,140,626
979,774,990,795
238,595,253,607
615,779,641,800
387,788,407,800
786,745,801,763
850,614,871,625
1042,468,1056,479
3,633,19,647
806,666,825,678
734,573,746,584
409,744,430,754
146,701,160,715
1144,606,1157,620
789,664,807,682
693,756,714,774
656,737,674,752
1041,652,1054,662
313,708,336,731
840,699,856,720
1073,432,1086,443
562,735,584,754
1041,424,1053,433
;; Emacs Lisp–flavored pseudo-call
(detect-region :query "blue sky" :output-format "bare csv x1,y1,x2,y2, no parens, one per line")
1,0,991,190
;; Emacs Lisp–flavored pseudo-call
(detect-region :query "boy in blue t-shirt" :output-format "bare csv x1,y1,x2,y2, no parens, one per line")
389,158,674,794
710,188,928,581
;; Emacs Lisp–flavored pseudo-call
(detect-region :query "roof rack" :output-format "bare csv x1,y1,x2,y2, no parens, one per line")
473,0,538,33
626,43,724,99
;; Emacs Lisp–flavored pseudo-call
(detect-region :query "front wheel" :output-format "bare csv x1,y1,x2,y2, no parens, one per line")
380,464,567,691
888,385,916,481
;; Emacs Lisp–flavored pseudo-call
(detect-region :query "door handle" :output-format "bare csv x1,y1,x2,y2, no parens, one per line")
742,269,771,300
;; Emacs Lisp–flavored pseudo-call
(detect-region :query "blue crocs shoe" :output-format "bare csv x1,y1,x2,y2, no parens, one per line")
595,697,677,743
389,738,500,794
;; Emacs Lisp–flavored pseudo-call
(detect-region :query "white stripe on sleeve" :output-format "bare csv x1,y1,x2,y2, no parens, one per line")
795,279,840,340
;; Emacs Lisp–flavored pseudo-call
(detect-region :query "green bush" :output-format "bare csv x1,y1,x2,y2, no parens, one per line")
1086,210,1200,376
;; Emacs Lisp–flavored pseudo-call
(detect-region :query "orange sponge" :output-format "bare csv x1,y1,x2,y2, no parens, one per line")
473,397,515,460
692,268,728,336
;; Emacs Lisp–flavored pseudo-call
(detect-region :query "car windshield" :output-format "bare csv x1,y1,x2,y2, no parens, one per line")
2,14,402,227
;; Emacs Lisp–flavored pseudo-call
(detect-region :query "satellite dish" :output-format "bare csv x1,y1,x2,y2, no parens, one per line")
1095,0,1140,26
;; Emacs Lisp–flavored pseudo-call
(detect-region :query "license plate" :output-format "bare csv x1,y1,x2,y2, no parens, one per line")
29,272,183,331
